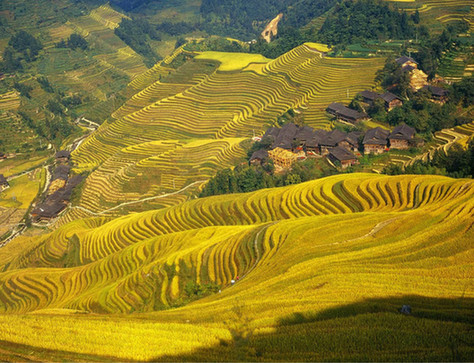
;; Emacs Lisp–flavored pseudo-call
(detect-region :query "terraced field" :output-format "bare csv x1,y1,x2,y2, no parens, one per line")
0,170,44,237
402,121,474,166
0,91,20,111
70,45,383,215
0,173,472,360
74,138,246,215
389,0,473,31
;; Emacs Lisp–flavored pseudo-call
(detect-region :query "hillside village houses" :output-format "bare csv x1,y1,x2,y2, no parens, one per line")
250,55,442,170
359,90,403,111
0,174,9,192
363,127,390,154
252,122,417,170
326,102,368,123
388,124,416,150
395,56,428,91
31,149,83,223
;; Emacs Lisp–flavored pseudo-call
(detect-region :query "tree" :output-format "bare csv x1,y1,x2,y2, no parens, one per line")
8,30,42,61
67,33,88,50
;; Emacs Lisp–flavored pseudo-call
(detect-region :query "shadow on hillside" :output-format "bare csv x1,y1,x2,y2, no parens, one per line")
151,295,474,362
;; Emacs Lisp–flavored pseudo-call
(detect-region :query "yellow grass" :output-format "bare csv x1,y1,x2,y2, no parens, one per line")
195,51,271,71
0,172,42,209
304,42,331,52
0,156,49,177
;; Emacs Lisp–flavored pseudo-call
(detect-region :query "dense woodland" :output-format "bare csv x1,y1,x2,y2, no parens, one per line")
318,1,416,45
115,18,162,67
0,31,42,72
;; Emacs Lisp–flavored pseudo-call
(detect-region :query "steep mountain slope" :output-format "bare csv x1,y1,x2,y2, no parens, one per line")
0,173,472,360
68,45,382,218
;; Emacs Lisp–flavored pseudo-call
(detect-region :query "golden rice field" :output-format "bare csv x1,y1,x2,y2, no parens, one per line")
0,170,44,236
74,138,246,215
0,91,20,111
388,0,473,32
69,45,383,216
0,173,472,361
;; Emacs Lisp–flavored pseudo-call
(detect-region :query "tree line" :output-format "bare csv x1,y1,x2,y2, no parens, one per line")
0,30,42,73
114,18,162,67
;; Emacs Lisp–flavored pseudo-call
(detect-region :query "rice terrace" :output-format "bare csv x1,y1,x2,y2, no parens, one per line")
0,0,472,361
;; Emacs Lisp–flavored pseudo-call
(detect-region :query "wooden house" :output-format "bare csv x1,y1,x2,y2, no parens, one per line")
342,131,362,152
305,129,328,154
326,102,368,124
360,90,402,111
422,85,449,103
360,90,380,105
268,147,298,168
388,124,416,150
271,123,298,150
328,147,358,169
249,149,269,166
55,150,71,164
380,92,403,111
0,174,9,191
363,127,389,154
396,56,418,70
319,129,347,155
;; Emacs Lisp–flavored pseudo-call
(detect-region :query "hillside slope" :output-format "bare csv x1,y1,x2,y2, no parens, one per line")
0,173,472,360
68,45,382,217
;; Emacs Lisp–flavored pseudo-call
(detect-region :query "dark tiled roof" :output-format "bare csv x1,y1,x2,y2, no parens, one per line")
422,85,448,97
263,127,280,139
272,123,298,149
55,150,71,159
329,147,357,161
306,129,328,148
321,129,347,146
326,102,367,121
360,90,379,101
389,124,415,140
0,174,8,185
402,64,416,72
380,92,400,103
396,56,417,65
250,149,269,161
345,131,363,146
32,201,66,219
32,175,84,219
363,127,390,145
53,165,70,181
295,126,314,141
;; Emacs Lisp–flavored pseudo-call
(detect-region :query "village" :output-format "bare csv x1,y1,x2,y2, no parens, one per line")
30,150,83,223
250,56,446,171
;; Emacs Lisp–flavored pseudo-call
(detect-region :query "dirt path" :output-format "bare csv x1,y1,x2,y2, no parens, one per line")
239,221,277,281
69,180,207,216
333,217,398,246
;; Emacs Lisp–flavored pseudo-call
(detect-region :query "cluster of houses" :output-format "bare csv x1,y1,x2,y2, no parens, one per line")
325,56,449,125
250,122,419,170
0,174,9,192
254,56,447,170
31,150,83,223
